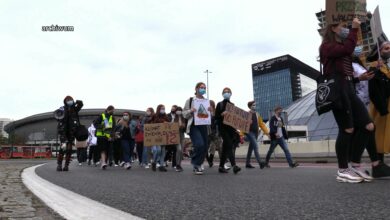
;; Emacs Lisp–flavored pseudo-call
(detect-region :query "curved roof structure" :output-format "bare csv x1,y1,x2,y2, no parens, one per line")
285,90,338,141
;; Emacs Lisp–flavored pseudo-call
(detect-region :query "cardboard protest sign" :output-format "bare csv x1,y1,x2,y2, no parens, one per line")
223,103,251,133
144,123,180,146
326,0,367,24
193,99,211,125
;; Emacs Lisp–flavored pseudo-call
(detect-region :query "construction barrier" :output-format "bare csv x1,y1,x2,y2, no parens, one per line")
0,146,52,159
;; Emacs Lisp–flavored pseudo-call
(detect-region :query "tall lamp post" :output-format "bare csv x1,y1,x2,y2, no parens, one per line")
204,69,212,99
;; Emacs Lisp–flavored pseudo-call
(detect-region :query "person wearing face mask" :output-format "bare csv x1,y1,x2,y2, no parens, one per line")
183,82,211,175
55,95,83,171
215,87,241,174
320,18,385,183
114,112,132,170
151,104,169,172
141,107,155,169
243,101,269,169
166,105,185,172
265,106,298,168
367,41,390,167
165,105,179,168
93,105,116,170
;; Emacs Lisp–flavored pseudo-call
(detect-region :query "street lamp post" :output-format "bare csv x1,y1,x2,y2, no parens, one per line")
204,69,212,99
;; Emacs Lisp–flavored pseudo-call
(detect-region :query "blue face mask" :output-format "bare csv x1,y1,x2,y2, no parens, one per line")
338,27,350,40
353,45,364,57
223,92,231,100
198,88,206,95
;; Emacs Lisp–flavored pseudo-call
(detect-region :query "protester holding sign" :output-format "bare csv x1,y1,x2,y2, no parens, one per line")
141,107,155,169
215,87,241,174
183,82,210,175
319,17,380,183
151,104,169,172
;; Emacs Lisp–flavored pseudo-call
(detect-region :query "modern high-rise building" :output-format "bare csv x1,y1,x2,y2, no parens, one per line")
315,6,388,55
0,118,12,138
251,55,320,121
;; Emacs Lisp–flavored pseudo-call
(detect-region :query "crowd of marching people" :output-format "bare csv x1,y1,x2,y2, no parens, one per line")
55,82,299,175
54,18,390,182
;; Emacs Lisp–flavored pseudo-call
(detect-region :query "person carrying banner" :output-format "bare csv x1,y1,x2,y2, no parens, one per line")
215,87,241,174
183,82,210,175
151,104,169,172
319,17,385,183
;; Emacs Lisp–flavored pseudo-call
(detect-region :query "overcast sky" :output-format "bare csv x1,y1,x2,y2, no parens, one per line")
1,0,389,120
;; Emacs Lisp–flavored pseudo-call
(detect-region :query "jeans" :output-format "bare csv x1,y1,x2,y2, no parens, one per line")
245,132,262,165
152,146,166,166
142,146,150,165
265,137,293,166
121,139,131,163
189,125,208,168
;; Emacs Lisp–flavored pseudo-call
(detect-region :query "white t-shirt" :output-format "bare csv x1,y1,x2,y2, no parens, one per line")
276,116,283,139
352,62,370,107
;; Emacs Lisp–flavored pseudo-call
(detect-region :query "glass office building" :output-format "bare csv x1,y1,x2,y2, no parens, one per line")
252,55,319,121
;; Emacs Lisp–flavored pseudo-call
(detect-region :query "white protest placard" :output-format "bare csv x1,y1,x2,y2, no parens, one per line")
193,98,211,125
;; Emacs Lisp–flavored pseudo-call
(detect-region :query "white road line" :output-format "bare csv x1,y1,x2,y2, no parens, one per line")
22,164,144,220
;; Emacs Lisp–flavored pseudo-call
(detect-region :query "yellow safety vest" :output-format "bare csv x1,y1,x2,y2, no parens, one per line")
96,113,113,138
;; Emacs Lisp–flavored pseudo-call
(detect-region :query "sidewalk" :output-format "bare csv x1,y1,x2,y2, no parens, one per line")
0,159,63,220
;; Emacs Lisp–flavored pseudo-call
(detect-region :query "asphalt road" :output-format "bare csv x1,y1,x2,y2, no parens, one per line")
36,161,390,220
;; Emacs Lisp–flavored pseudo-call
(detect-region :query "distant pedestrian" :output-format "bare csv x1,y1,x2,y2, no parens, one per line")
265,106,298,168
115,112,133,170
87,123,99,166
244,101,269,169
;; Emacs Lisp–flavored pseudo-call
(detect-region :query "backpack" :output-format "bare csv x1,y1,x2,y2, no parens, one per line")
184,97,193,129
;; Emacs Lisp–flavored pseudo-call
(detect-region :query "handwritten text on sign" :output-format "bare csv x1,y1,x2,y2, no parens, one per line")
144,123,180,146
326,0,367,24
223,103,251,133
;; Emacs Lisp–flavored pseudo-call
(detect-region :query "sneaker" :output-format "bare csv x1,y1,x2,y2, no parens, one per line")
124,163,131,170
120,161,125,167
218,167,229,173
193,168,203,175
372,162,390,178
114,164,119,167
200,165,205,171
145,165,150,169
78,163,82,166
224,164,231,170
159,166,167,172
62,166,69,171
152,162,157,171
290,162,299,168
245,164,255,169
101,163,107,170
233,165,241,174
175,165,183,172
156,163,161,168
336,169,363,183
351,166,373,182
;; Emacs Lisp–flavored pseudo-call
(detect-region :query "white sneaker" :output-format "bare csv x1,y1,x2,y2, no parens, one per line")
156,163,161,168
351,167,373,182
337,169,363,183
101,163,107,170
124,163,131,170
120,161,125,167
200,165,205,171
145,165,150,169
78,163,82,166
114,164,119,167
224,164,231,170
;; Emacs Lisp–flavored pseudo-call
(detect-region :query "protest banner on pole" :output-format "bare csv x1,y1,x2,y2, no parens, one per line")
326,0,367,24
144,123,180,146
193,99,211,125
223,103,251,133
